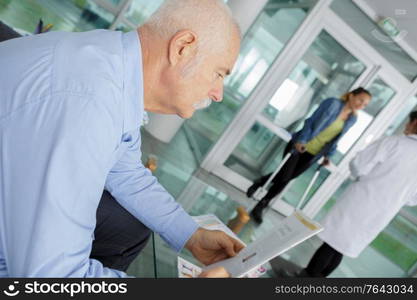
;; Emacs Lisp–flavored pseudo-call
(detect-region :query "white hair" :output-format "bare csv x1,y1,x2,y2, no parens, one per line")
144,0,240,55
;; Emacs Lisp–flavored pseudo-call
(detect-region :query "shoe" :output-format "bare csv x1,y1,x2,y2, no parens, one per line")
250,201,267,224
278,269,296,278
250,208,263,224
295,269,310,277
246,184,258,198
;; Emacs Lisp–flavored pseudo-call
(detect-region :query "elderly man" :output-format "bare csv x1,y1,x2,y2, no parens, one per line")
0,0,242,277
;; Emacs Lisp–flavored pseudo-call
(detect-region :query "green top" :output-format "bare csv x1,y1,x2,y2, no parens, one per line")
305,118,345,155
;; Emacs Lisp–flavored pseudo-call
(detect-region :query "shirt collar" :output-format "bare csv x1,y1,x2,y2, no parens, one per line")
122,30,144,133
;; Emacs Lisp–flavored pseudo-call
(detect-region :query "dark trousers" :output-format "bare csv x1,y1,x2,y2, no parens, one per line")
251,143,315,202
304,243,343,277
89,190,152,272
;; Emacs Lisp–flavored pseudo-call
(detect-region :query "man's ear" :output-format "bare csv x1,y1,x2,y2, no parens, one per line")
168,30,198,66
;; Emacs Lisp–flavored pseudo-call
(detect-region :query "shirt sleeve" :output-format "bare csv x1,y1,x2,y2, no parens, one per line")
349,136,397,179
405,194,417,206
104,129,199,252
4,92,133,277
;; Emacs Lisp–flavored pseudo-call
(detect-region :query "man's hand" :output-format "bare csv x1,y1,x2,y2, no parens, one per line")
295,142,306,153
185,228,244,265
198,266,230,278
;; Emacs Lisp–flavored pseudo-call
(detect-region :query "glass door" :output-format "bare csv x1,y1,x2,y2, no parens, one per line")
225,30,367,179
203,6,403,216
224,30,372,215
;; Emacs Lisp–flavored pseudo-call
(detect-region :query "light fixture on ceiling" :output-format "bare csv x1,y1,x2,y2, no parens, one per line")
377,17,401,37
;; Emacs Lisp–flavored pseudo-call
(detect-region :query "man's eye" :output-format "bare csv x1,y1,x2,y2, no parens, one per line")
217,73,224,79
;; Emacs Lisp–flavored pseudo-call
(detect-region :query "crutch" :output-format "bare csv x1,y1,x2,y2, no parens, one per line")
296,163,325,210
252,150,295,201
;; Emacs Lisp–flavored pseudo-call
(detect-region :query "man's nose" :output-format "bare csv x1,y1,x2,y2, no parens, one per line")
209,86,224,102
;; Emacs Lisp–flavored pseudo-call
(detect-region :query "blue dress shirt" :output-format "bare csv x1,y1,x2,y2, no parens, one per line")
0,30,199,277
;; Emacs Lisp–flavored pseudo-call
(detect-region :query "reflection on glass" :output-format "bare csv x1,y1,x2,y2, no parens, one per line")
185,0,317,160
224,122,288,181
333,77,396,164
262,30,366,130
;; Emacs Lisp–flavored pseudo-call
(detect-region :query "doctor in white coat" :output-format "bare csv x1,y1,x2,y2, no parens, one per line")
301,111,417,277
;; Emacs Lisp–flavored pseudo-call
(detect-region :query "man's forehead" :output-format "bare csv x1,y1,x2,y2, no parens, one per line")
208,38,240,74
216,50,240,75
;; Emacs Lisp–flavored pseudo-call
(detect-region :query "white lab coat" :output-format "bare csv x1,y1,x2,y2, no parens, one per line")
318,134,417,258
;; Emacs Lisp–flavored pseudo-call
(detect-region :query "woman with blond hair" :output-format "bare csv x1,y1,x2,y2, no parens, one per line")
248,87,372,223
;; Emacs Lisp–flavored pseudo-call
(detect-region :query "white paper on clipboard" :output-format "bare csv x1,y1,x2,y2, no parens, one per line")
177,214,260,278
203,211,323,278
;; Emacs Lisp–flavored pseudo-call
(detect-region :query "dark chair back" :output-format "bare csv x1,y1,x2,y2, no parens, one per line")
0,21,21,42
